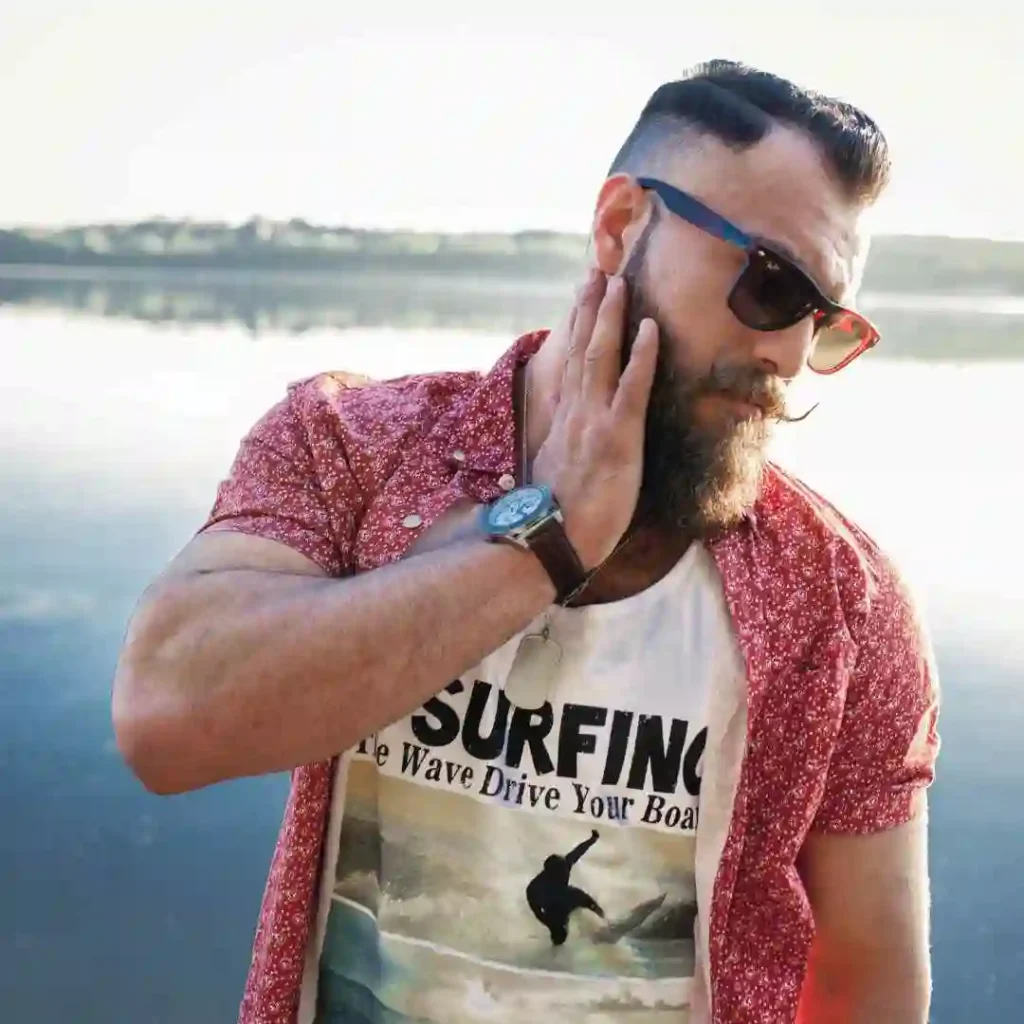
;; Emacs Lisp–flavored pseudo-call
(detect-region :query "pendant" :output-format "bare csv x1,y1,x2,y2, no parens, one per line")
504,624,562,710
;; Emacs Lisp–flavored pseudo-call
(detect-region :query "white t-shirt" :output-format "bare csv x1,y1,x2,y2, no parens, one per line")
311,542,746,1024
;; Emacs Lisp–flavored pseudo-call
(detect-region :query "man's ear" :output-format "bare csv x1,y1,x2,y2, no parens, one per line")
591,174,650,275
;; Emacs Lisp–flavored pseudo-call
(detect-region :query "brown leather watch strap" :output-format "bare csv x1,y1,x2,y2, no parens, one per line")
526,515,588,604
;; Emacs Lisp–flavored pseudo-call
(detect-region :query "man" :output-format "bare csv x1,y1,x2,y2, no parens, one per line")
112,60,940,1024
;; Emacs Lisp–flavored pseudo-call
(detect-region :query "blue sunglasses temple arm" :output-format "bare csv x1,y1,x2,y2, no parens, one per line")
636,177,752,251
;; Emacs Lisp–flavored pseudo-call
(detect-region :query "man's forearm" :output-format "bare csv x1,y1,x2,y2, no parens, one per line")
113,537,555,793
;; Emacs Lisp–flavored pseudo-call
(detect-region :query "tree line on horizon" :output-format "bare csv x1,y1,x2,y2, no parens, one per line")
2,216,1024,295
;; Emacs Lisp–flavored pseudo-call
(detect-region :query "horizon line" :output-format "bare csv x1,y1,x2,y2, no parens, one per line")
2,218,1022,247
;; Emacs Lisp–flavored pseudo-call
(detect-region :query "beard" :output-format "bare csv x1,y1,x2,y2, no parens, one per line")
621,231,789,537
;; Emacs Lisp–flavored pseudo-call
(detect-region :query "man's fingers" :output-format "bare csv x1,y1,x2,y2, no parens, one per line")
561,269,606,398
581,275,628,404
612,318,658,423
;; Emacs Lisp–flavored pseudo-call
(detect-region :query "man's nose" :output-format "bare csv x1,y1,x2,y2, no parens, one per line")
747,318,816,380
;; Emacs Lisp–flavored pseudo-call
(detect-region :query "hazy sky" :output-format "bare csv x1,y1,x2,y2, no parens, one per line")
0,3,1019,238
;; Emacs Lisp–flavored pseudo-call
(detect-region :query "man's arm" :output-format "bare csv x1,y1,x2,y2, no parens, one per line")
112,271,658,795
796,531,940,1023
797,814,931,1023
112,527,558,795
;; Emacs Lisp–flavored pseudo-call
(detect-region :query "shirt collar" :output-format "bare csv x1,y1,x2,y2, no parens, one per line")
439,329,548,479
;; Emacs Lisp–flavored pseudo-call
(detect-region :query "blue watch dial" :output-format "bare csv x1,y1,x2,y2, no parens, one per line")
484,485,552,533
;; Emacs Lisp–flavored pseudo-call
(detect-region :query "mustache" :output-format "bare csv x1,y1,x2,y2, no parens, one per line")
698,363,792,421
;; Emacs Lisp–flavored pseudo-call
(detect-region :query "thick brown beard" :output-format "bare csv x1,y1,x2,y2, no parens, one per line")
621,226,784,537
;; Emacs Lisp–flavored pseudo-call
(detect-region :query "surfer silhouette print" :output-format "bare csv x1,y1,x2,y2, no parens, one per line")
526,830,605,945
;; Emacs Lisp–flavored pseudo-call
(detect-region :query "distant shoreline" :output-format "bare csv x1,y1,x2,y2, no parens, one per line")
4,220,1024,295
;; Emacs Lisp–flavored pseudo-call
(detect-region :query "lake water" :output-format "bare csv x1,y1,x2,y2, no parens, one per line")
1,281,1022,1023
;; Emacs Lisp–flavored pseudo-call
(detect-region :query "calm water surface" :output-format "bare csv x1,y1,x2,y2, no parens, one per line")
1,302,1021,1022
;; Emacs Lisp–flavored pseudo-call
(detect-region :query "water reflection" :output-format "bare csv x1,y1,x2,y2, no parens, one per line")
1,305,1022,1022
1,265,1022,360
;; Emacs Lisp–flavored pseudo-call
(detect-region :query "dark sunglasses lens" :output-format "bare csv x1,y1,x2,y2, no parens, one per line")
729,250,817,330
809,312,874,372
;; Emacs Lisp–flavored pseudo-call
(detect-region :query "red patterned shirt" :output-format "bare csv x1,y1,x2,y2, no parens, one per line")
201,331,939,1024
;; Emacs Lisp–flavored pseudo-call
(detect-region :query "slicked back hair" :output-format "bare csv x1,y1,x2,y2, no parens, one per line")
609,60,890,204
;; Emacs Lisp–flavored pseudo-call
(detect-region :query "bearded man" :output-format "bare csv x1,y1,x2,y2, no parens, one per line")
113,60,940,1024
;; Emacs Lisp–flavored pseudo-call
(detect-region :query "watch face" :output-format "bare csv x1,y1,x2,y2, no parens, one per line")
489,485,548,530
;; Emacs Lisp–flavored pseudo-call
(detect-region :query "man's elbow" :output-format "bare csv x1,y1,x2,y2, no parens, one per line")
111,594,215,796
112,668,190,796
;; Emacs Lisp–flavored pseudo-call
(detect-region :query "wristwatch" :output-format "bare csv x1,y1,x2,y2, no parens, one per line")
479,484,588,603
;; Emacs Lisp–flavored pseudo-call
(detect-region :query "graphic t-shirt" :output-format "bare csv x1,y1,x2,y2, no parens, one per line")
312,542,747,1024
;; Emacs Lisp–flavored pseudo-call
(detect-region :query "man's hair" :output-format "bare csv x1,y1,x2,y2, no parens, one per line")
609,59,890,204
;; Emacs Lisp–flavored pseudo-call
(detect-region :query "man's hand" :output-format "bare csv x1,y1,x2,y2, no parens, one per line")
532,271,658,569
797,815,931,1023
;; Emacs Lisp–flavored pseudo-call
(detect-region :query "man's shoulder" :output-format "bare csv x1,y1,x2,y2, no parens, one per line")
757,463,912,626
761,462,880,551
279,364,484,445
287,364,481,415
269,332,540,452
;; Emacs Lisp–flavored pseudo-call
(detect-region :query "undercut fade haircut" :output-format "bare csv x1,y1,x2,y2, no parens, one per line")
610,59,890,204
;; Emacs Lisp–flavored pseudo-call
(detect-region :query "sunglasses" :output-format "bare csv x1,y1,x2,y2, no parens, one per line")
636,177,879,374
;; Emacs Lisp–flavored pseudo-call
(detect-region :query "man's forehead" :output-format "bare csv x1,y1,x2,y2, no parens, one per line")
664,126,869,302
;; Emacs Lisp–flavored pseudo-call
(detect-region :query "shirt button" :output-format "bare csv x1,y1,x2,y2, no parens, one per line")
498,474,516,492
451,449,466,463
401,513,423,529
